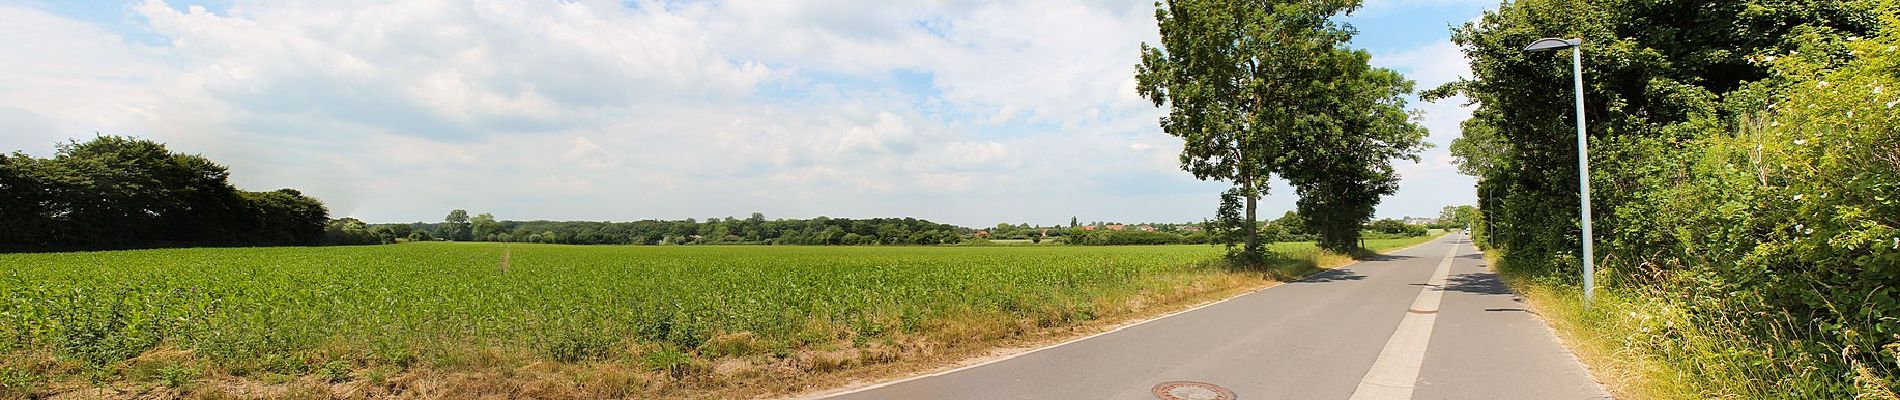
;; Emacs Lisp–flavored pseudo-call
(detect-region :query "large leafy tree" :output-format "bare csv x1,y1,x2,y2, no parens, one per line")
442,209,472,241
1279,58,1428,251
1136,0,1423,258
1135,0,1361,260
0,136,329,249
471,212,501,240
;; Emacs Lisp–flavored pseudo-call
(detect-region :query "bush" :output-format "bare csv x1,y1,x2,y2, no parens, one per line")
1365,219,1426,237
1066,230,1189,245
1447,2,1897,396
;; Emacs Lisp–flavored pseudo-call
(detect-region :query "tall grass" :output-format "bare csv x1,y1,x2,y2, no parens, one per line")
1499,254,1900,399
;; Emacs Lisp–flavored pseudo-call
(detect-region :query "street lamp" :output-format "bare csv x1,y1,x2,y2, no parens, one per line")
1522,37,1594,307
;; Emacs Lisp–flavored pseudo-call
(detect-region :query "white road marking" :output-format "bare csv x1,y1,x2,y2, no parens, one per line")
1348,240,1461,400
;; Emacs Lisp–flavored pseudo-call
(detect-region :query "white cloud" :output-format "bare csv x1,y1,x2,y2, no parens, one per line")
1372,38,1480,218
0,4,173,154
2,0,1485,226
1357,0,1499,17
1373,40,1472,90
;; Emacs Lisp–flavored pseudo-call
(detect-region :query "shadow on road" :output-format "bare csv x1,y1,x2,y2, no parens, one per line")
1362,254,1417,262
1442,272,1514,295
1455,253,1485,260
1484,308,1537,315
1292,268,1367,283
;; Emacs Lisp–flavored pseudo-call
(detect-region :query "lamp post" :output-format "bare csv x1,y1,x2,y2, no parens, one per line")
1523,37,1594,306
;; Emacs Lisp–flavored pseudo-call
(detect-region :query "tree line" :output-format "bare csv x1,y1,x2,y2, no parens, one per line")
976,212,1433,246
376,211,970,246
1437,0,1895,395
1,136,329,250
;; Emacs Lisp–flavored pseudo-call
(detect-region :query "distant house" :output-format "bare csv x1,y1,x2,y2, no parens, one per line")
1083,225,1098,231
1105,224,1126,231
1181,226,1204,232
1137,225,1156,232
974,230,991,238
1403,217,1437,226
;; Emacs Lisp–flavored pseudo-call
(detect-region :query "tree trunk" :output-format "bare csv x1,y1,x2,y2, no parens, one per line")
1243,178,1259,258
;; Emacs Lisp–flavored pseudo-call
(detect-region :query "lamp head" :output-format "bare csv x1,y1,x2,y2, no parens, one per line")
1522,38,1581,53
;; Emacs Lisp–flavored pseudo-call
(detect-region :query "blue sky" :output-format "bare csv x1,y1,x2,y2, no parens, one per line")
0,0,1491,227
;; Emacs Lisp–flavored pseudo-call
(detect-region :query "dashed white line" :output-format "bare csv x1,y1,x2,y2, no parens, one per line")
1348,240,1460,400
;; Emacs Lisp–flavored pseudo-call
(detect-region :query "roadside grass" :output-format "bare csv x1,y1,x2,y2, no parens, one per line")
1500,277,1695,399
1492,250,1892,400
1,234,1440,399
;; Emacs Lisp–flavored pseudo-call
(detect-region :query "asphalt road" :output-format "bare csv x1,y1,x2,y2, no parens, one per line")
813,235,1610,400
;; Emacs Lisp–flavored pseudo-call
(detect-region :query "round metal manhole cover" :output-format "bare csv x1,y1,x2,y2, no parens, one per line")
1151,381,1237,400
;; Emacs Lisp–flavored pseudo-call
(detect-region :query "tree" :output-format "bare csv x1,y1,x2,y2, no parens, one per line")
1136,0,1370,260
1426,0,1891,394
1279,56,1429,251
443,209,471,241
1437,205,1478,229
1,136,330,249
238,189,327,245
324,217,385,245
471,212,501,241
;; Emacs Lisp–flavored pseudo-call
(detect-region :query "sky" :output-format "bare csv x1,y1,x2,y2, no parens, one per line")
0,0,1491,227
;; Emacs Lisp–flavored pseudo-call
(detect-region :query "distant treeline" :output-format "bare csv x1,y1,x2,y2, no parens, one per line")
0,136,329,250
375,211,970,245
972,213,1431,246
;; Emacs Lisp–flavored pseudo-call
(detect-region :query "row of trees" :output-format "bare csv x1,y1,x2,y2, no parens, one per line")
1136,0,1429,258
1431,205,1479,230
1053,211,1430,246
1439,0,1895,395
383,211,970,246
1,136,330,250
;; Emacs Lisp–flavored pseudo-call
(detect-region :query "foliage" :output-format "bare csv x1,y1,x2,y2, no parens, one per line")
1279,57,1431,252
1365,218,1427,237
1138,0,1359,259
1136,0,1427,259
323,218,391,246
1439,0,1896,395
384,214,967,246
0,136,328,250
441,209,472,241
1434,205,1479,229
1065,230,1206,245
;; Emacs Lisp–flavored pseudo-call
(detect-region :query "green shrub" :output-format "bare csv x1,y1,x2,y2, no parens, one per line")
157,364,198,389
640,347,691,377
1448,1,1899,396
547,332,614,363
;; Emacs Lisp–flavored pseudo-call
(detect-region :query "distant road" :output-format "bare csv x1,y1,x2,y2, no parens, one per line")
810,235,1610,400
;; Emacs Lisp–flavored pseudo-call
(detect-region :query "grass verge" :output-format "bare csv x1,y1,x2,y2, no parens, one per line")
1492,250,1899,400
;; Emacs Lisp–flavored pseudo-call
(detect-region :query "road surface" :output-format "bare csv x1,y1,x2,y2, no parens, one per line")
814,234,1609,400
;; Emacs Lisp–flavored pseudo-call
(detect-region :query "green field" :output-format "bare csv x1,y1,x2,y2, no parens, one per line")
0,236,1437,397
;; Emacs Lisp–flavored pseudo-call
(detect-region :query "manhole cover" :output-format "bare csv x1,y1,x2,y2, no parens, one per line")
1151,381,1237,400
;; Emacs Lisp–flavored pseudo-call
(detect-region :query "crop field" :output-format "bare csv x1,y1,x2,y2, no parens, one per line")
0,236,1436,398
